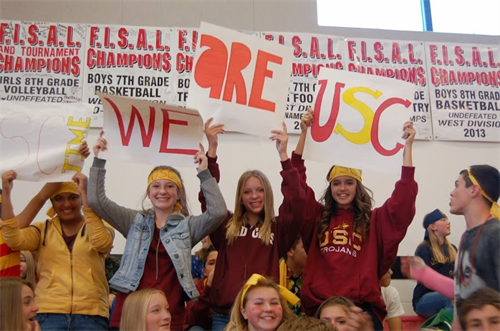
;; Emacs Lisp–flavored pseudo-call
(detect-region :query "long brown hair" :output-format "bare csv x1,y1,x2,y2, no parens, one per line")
226,170,275,245
317,165,374,242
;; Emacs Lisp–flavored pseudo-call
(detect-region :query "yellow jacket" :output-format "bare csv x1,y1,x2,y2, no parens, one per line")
2,208,114,318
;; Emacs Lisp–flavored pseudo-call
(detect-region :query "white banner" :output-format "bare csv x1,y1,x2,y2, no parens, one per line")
0,20,86,104
345,37,432,140
187,22,293,138
83,24,174,127
426,42,500,142
0,101,91,181
261,31,346,134
304,68,414,173
99,93,203,167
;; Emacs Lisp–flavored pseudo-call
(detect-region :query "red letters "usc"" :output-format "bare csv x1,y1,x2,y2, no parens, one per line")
194,35,283,112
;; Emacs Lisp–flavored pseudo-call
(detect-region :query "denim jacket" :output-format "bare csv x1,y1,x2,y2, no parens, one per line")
88,157,227,300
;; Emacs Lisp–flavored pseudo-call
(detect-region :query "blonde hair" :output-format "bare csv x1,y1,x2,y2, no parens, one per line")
120,289,167,331
427,229,457,264
226,170,275,245
0,277,35,331
225,277,295,331
141,166,190,217
20,251,36,288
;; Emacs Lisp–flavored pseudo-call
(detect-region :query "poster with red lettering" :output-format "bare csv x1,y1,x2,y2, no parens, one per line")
99,93,203,167
0,101,90,182
0,20,85,104
187,22,293,138
303,68,414,173
83,24,174,128
170,28,199,108
426,42,500,142
261,32,346,134
346,38,431,140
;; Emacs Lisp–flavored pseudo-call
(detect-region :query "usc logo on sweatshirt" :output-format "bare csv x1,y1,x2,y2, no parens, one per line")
319,222,362,256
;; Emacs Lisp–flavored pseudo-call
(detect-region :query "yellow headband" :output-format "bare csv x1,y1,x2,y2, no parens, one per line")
148,169,183,212
47,182,80,217
468,169,500,219
240,273,300,309
328,166,362,183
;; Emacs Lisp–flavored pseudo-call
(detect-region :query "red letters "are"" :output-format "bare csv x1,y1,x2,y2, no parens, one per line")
194,34,283,112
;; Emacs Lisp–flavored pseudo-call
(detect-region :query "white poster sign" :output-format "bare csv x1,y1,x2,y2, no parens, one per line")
304,68,414,173
0,101,91,181
187,22,293,138
99,93,203,167
426,42,500,142
346,38,432,140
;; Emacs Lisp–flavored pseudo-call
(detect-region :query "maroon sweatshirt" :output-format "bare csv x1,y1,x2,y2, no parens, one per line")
199,156,305,314
292,152,417,323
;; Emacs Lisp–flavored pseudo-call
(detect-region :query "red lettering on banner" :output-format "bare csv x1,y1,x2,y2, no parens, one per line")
0,23,8,44
392,43,401,64
408,44,418,64
223,42,251,104
311,79,410,154
89,26,99,47
104,98,198,155
311,79,344,142
310,36,320,59
488,49,498,68
66,26,75,47
455,46,465,66
46,25,58,47
374,42,384,63
117,28,128,49
360,41,367,62
371,98,410,156
292,36,302,57
327,38,336,59
429,44,438,65
194,34,282,112
442,45,450,65
155,30,164,51
347,41,356,61
194,35,228,99
27,25,39,46
137,29,147,50
472,47,483,67
105,97,155,147
159,109,198,155
249,50,282,112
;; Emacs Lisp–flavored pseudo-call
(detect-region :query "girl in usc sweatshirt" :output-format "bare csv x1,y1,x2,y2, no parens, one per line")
198,119,306,331
294,110,418,331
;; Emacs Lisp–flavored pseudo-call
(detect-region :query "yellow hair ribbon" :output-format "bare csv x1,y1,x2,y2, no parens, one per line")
147,169,183,212
240,273,300,308
47,182,80,217
328,166,362,183
468,169,500,219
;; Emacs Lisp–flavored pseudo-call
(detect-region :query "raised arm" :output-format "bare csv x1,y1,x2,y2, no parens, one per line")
271,123,308,257
402,121,415,167
87,133,138,237
1,171,40,251
189,144,228,245
73,172,114,254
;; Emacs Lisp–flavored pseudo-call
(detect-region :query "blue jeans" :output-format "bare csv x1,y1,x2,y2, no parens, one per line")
415,292,454,318
36,313,108,331
212,311,230,331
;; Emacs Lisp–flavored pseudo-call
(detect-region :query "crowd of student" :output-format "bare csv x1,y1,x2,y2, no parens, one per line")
1,110,499,331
